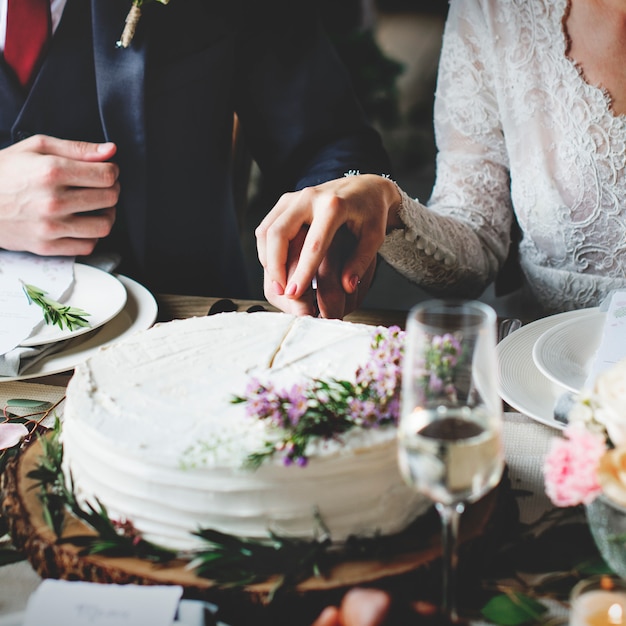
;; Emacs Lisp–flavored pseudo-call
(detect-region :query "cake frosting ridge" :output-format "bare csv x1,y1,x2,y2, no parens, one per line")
62,312,430,551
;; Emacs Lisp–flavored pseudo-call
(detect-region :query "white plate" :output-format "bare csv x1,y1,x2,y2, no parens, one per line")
20,264,127,347
532,312,605,393
496,308,598,429
0,275,157,382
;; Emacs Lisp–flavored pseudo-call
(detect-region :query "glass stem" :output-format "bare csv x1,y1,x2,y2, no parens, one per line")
436,501,465,622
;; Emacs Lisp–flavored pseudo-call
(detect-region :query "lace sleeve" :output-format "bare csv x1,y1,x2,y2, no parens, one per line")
379,0,514,298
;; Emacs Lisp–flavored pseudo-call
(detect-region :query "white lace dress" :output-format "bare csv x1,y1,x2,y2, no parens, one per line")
379,0,626,314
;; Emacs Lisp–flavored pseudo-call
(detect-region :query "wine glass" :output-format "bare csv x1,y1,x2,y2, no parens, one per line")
398,299,504,622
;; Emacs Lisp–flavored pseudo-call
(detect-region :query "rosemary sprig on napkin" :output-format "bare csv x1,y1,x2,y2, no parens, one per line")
21,282,90,332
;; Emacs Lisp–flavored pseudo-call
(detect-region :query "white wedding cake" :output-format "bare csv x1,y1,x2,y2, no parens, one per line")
61,312,429,552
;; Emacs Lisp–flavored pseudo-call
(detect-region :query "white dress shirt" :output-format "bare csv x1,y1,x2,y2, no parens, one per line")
0,0,67,51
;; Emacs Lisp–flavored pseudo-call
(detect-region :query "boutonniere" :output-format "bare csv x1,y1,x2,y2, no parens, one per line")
116,0,170,49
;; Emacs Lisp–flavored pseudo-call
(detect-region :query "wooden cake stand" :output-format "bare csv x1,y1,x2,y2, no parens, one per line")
1,438,514,626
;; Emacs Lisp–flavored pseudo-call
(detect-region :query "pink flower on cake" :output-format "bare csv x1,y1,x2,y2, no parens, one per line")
0,422,29,450
544,424,605,507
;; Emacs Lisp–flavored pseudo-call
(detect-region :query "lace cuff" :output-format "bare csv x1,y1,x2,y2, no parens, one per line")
387,189,458,265
343,170,455,264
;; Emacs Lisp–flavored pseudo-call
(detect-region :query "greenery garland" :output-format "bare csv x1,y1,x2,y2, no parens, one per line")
26,422,434,600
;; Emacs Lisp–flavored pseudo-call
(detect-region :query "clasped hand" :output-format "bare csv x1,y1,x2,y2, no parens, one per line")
0,135,119,256
256,174,401,319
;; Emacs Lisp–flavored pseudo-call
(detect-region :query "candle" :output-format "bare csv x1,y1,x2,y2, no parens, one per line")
570,577,626,626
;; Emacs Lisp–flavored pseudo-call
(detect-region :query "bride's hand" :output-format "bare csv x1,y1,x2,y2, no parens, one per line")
256,174,400,310
262,225,376,319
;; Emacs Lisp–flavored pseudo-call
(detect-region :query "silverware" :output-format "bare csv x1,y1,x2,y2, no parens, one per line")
498,317,522,343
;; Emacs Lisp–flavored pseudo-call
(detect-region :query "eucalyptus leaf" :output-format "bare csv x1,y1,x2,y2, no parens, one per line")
6,399,52,410
481,592,547,626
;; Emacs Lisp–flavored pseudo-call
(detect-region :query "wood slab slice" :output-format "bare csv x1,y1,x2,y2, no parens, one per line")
1,437,509,625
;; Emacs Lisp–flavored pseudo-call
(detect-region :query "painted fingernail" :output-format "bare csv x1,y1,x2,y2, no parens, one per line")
349,274,360,291
272,280,284,296
285,282,297,296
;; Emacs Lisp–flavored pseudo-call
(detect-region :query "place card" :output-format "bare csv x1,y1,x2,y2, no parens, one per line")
0,252,74,354
585,290,626,387
22,579,183,626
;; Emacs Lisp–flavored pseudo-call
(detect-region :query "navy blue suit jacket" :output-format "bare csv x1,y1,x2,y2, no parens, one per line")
20,0,386,297
89,0,391,297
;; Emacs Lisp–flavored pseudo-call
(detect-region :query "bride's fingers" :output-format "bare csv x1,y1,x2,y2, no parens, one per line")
256,198,315,292
341,227,386,294
262,228,318,316
255,191,297,268
263,272,317,316
281,200,348,299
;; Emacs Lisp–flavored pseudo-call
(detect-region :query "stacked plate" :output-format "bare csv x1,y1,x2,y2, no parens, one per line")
496,307,604,429
1,264,158,382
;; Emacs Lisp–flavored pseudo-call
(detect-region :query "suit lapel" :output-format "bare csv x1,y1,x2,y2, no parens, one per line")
91,0,148,264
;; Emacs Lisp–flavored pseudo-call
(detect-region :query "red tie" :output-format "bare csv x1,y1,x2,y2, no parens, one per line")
4,0,52,87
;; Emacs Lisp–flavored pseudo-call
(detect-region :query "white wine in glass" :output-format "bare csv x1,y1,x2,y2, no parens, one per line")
398,299,504,622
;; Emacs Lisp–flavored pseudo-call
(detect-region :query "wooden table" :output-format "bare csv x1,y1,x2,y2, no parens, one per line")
155,294,410,329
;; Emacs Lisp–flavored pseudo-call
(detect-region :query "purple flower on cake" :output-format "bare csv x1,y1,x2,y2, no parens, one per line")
232,325,405,468
285,384,309,425
347,397,381,425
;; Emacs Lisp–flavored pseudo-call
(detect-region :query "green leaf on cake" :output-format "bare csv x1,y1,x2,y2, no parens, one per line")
190,525,332,597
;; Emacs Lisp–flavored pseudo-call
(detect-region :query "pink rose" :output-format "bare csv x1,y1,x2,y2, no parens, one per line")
544,424,606,507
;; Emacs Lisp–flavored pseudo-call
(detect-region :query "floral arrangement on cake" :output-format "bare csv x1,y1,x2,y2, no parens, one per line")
232,325,405,468
543,358,626,508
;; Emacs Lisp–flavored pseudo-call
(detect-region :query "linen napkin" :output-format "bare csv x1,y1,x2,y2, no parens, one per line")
584,289,626,384
0,340,71,378
554,290,626,422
